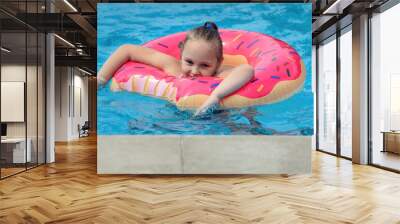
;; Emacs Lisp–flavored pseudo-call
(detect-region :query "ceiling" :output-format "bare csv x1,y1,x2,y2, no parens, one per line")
0,0,389,75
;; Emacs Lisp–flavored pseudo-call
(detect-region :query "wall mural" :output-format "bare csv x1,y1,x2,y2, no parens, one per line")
97,3,313,135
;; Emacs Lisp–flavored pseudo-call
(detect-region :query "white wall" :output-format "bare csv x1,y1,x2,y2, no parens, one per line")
1,82,25,122
1,65,36,138
1,65,26,127
55,66,69,141
1,63,46,164
74,71,89,139
1,65,26,81
54,67,89,141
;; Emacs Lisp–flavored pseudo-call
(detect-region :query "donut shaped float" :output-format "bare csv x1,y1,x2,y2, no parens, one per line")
110,29,306,109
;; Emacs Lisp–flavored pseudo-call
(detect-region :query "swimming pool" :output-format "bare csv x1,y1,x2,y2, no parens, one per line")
97,3,313,135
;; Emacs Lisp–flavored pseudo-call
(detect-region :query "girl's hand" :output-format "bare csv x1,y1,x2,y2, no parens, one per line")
194,95,220,116
97,76,107,88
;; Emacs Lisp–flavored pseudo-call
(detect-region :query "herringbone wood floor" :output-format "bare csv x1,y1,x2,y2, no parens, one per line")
1,135,400,224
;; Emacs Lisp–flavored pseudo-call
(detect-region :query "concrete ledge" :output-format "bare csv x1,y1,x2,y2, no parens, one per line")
98,135,182,174
97,135,311,174
182,136,311,174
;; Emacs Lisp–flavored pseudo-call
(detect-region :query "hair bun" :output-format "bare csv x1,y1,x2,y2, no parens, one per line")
203,21,218,31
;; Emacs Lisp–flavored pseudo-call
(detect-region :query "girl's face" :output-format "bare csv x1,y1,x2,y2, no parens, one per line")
181,39,220,77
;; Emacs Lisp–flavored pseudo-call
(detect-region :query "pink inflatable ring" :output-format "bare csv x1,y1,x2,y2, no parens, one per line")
110,29,306,109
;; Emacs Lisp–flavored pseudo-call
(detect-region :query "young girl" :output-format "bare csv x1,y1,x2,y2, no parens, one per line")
97,21,254,116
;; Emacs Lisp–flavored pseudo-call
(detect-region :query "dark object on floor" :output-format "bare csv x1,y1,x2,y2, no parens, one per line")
79,121,90,138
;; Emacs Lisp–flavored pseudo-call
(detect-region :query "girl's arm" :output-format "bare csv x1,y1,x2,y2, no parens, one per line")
194,64,254,116
97,44,181,86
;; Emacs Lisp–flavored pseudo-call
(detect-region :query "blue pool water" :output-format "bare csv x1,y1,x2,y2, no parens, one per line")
97,3,313,135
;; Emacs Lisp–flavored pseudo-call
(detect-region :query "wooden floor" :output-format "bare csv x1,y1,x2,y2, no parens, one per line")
0,167,25,178
1,135,400,223
373,150,400,171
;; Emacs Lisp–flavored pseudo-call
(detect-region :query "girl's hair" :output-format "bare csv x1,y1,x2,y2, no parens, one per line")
179,21,223,63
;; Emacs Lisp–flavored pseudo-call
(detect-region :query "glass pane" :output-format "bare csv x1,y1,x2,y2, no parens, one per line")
1,30,27,177
0,1,46,178
27,31,38,169
312,45,317,150
340,28,352,158
371,4,400,171
26,0,41,169
317,36,337,154
38,32,45,165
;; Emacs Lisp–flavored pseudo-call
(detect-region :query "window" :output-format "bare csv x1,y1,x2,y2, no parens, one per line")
317,35,337,154
371,2,400,171
339,27,352,158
